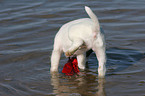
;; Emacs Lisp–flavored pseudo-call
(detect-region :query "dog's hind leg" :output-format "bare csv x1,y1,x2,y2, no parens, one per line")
94,47,106,78
65,39,84,57
92,34,106,78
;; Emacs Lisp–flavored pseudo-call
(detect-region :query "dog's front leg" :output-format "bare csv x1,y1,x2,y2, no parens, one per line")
77,53,86,70
50,49,62,72
65,39,84,57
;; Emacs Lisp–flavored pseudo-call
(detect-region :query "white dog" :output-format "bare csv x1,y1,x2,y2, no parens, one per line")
51,6,106,78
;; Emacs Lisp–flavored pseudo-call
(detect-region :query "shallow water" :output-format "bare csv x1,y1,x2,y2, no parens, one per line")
0,0,145,96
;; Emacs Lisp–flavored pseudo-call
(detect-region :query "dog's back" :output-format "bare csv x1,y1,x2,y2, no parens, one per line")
56,6,101,52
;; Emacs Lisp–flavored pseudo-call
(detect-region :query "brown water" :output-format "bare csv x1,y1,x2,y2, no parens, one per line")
0,0,145,96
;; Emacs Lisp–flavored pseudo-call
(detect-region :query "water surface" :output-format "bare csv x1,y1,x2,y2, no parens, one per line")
0,0,145,96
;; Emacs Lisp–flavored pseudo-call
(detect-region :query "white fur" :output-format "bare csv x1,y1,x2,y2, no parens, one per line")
51,6,106,78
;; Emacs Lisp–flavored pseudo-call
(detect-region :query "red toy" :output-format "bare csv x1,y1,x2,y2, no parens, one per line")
62,57,80,76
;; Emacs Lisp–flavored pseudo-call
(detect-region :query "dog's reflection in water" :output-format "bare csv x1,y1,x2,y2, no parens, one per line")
51,73,106,96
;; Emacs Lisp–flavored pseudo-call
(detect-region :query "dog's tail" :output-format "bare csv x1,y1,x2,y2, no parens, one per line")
85,6,100,31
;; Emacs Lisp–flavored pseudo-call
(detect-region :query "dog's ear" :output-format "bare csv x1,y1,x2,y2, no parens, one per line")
86,49,93,57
